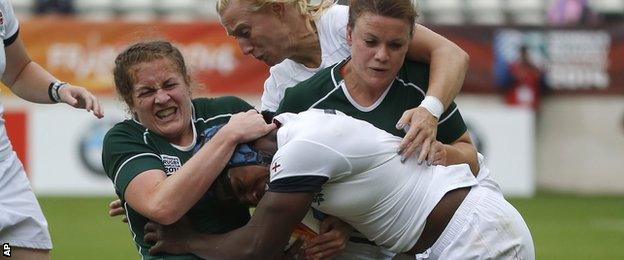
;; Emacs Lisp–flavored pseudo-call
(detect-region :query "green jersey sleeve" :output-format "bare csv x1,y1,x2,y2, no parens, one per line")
102,123,164,200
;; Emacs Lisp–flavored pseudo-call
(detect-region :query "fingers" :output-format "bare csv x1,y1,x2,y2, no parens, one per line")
144,221,160,234
417,137,432,165
109,199,121,209
92,99,104,118
108,199,125,217
304,233,345,259
395,110,413,131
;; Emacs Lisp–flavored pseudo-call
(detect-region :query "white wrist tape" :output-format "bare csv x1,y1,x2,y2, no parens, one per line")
418,96,444,119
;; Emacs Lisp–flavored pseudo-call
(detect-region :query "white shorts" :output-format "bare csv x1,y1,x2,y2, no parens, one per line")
0,152,52,250
415,185,534,260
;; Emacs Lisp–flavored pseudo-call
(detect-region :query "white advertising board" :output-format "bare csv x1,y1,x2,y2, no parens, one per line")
23,95,535,197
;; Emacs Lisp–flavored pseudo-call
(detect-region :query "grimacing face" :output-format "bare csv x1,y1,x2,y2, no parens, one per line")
129,58,193,145
227,165,270,206
220,0,290,66
347,12,411,92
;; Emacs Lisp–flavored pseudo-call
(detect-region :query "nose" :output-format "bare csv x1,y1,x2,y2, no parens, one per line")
154,88,171,104
374,45,389,62
237,38,254,56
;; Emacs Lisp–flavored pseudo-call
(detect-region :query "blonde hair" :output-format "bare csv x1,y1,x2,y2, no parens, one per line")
216,0,336,32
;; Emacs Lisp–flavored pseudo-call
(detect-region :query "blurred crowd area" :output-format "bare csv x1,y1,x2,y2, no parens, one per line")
12,0,624,25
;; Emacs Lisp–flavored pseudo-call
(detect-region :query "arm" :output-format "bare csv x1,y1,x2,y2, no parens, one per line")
148,192,313,259
406,24,469,108
397,25,469,162
3,36,103,118
125,110,275,225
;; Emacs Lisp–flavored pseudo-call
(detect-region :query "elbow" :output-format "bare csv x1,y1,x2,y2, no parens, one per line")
453,47,470,71
146,201,183,225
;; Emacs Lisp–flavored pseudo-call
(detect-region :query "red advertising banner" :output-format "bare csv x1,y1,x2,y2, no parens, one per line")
6,18,623,97
14,17,269,96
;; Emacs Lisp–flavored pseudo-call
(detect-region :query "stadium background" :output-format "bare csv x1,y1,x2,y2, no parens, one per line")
2,0,623,259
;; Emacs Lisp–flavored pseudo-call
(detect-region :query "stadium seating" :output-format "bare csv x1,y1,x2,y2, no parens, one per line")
10,0,624,25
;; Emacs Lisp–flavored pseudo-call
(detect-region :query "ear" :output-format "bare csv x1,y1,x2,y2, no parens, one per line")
346,25,353,46
269,2,285,18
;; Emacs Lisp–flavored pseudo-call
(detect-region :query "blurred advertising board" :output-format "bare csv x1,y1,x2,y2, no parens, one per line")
13,17,269,96
428,24,623,95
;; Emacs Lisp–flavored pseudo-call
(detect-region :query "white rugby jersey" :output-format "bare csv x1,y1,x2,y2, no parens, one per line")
260,4,350,112
0,0,19,159
269,110,478,253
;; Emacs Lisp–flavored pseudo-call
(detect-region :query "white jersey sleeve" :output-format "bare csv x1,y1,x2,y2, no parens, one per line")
268,139,351,192
0,0,19,41
260,4,351,112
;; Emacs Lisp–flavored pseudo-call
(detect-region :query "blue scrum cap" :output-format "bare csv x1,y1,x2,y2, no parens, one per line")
194,124,272,168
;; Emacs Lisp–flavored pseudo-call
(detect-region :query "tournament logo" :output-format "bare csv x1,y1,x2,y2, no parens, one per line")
161,155,182,174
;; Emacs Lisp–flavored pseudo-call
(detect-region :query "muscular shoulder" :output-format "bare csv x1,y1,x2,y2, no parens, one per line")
276,66,336,114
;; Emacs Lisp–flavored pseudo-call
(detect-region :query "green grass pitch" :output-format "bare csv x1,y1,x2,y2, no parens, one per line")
39,193,624,259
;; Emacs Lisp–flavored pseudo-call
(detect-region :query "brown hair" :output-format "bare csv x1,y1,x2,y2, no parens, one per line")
216,0,335,32
113,41,190,109
348,0,417,37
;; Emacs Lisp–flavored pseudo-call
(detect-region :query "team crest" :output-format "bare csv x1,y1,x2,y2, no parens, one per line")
160,154,182,175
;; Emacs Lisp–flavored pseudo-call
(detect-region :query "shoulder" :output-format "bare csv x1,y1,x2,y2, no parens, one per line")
192,97,253,116
103,120,144,146
318,4,349,23
396,59,430,89
277,65,335,113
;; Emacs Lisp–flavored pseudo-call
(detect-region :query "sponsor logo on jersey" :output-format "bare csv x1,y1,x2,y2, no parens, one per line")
161,155,182,175
312,193,325,206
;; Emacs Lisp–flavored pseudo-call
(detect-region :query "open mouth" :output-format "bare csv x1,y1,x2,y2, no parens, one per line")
156,107,177,120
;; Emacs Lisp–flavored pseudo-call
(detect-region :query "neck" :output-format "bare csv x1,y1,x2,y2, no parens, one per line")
171,124,194,147
342,62,389,107
286,16,321,68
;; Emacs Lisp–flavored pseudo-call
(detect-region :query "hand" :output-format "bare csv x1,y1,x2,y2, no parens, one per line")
396,107,438,164
57,84,104,119
284,238,305,260
222,109,277,143
144,218,195,255
303,216,352,260
108,199,127,223
427,141,449,166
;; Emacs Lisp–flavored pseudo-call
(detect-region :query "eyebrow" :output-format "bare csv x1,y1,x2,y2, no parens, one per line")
229,23,248,37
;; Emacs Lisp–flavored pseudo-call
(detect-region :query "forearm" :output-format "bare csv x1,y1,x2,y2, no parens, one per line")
183,193,312,259
137,131,239,224
442,142,479,176
425,45,469,109
5,61,58,104
406,25,469,109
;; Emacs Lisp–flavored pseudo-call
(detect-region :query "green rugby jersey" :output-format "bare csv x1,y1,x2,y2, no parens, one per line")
276,58,467,144
102,97,252,259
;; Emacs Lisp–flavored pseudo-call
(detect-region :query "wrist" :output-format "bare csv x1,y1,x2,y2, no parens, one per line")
47,81,68,103
418,96,444,119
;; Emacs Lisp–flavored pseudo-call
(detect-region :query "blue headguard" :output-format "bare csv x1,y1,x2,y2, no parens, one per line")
193,124,272,168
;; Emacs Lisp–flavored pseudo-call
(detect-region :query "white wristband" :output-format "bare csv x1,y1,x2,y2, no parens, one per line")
418,96,444,119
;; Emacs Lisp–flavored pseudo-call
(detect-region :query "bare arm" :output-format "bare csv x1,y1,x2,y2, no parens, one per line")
147,192,313,259
3,37,103,118
397,24,469,163
406,24,469,108
125,111,276,225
